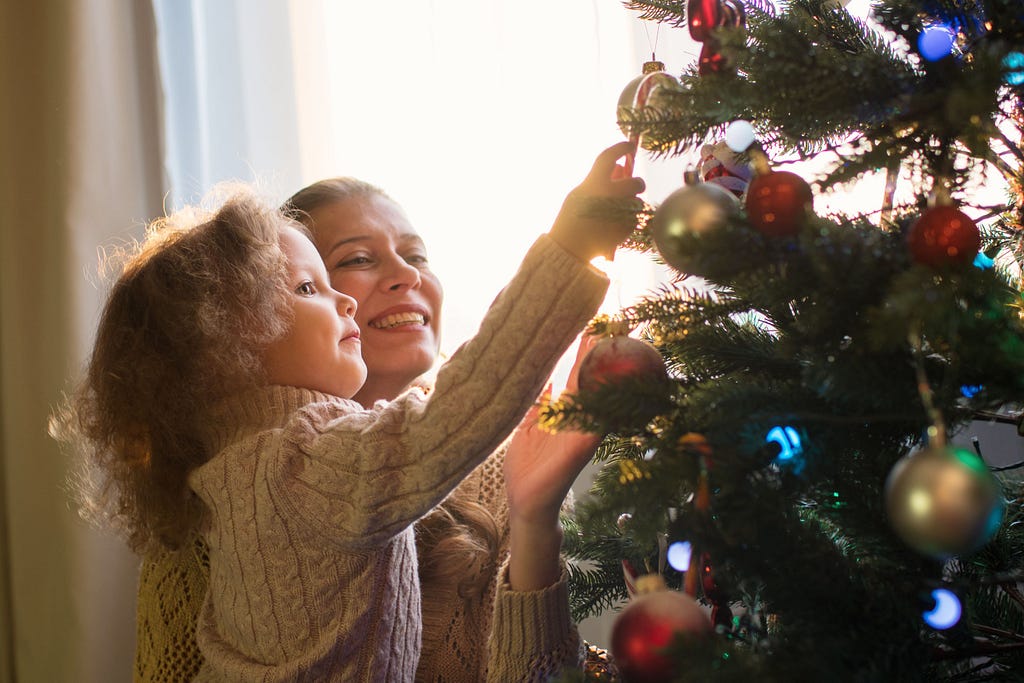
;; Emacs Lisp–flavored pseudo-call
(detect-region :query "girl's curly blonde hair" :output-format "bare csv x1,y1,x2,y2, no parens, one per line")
52,186,294,552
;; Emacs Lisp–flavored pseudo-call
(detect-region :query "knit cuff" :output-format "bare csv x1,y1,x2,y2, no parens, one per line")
489,557,576,656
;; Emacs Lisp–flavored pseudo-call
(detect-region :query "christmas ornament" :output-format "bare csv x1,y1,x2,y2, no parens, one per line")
906,206,980,268
688,0,746,75
688,0,722,42
745,170,814,237
884,445,1004,559
617,61,679,160
918,25,955,61
610,574,712,683
579,336,668,393
698,141,753,197
649,182,741,274
617,60,669,138
577,335,671,426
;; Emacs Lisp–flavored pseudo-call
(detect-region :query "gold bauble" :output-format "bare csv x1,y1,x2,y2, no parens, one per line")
884,445,1004,559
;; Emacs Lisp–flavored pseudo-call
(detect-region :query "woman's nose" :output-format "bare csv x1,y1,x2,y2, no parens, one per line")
382,257,421,292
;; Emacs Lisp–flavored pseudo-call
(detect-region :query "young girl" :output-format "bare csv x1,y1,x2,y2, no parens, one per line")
56,144,642,681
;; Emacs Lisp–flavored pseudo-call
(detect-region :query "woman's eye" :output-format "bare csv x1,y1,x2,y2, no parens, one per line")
336,255,372,268
405,254,429,266
296,281,316,296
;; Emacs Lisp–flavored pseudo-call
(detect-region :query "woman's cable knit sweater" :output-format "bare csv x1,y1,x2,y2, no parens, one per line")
158,235,606,682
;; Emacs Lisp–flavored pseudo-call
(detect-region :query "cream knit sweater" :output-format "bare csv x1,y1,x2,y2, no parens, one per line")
182,235,606,682
136,447,585,683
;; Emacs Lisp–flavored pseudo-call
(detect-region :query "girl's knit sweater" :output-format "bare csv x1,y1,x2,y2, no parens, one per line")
142,235,606,682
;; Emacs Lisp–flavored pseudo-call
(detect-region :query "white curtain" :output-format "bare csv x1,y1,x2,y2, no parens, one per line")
0,1,163,681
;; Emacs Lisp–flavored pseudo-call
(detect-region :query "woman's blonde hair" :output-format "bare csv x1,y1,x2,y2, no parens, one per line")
52,186,294,552
284,178,501,599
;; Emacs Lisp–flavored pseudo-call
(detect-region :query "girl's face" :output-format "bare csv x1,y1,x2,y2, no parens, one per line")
307,195,444,405
261,226,367,399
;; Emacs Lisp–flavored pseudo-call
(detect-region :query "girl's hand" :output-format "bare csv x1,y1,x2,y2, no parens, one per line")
548,141,645,263
505,334,602,590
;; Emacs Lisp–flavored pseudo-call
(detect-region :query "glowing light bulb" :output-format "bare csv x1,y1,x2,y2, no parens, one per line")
724,120,755,153
922,588,961,630
667,541,693,571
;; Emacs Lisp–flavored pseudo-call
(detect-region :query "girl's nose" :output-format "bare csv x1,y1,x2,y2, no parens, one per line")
336,291,357,317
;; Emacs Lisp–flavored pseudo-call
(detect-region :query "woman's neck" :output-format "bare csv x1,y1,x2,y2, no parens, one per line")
353,376,412,408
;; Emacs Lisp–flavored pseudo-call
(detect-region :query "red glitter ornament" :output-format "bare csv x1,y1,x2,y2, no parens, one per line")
907,206,980,268
611,575,712,683
744,170,814,237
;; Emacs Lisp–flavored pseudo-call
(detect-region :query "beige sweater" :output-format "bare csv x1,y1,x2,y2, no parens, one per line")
135,448,583,683
182,235,605,682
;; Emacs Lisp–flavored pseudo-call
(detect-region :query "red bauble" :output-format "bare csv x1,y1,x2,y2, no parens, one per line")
611,576,712,683
744,170,814,237
907,206,980,268
578,336,668,394
577,336,671,427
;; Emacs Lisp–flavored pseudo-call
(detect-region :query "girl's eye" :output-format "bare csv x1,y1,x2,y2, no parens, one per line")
296,281,316,296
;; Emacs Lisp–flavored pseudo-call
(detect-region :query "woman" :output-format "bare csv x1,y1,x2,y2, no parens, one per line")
134,148,634,681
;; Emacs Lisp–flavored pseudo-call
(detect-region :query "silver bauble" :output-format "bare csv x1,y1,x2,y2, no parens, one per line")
649,183,740,274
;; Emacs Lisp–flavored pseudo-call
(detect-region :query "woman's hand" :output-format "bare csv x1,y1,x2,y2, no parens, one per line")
505,334,602,590
548,141,645,263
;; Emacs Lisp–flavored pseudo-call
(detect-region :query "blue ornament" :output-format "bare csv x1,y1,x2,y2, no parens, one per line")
918,25,954,61
973,252,994,270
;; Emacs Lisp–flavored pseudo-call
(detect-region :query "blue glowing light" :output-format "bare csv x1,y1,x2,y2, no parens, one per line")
973,252,994,270
923,588,962,630
667,541,693,572
959,384,983,398
1004,52,1024,86
918,25,955,62
766,426,802,461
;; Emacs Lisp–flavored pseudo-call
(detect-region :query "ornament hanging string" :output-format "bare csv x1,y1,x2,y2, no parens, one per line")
880,164,899,225
643,20,662,62
909,324,947,448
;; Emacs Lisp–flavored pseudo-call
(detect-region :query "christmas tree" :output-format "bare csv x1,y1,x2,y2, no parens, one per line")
554,1,1024,680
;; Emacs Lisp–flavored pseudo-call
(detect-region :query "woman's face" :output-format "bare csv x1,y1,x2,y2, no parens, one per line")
307,194,443,405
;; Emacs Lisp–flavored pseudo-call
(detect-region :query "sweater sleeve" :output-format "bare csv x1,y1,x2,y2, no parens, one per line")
276,234,608,547
485,559,584,682
133,537,209,683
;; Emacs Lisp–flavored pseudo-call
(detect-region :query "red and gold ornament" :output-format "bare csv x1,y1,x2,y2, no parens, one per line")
906,205,980,268
611,574,712,683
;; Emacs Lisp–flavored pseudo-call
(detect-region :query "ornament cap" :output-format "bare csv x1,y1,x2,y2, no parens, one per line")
642,60,666,74
635,574,668,594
